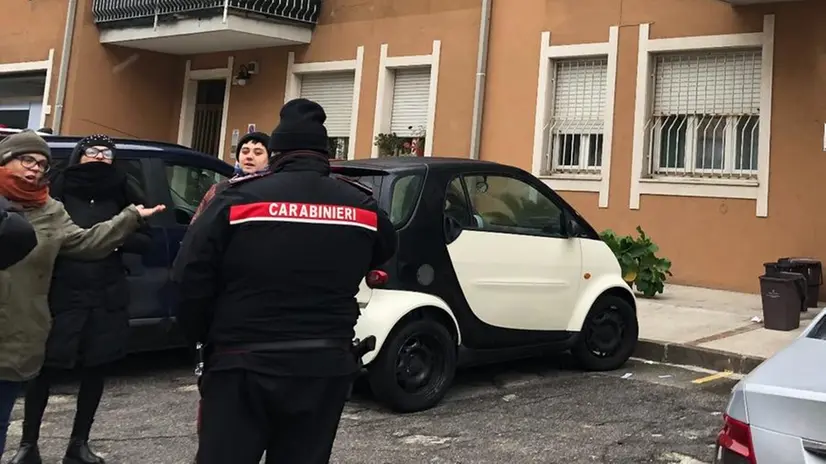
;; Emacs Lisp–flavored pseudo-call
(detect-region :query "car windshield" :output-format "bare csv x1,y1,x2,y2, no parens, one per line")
348,173,424,228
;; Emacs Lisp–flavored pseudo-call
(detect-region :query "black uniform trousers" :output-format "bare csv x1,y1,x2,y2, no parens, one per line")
196,369,352,464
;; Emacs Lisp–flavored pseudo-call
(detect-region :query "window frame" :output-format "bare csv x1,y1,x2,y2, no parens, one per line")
628,15,775,218
545,56,610,175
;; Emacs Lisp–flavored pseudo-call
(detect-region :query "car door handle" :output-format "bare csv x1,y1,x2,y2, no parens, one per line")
804,439,826,458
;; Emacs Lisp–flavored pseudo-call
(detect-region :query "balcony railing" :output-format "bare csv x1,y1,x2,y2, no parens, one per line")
93,0,322,29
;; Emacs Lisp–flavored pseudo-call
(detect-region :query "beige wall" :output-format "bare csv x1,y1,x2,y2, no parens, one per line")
5,0,826,295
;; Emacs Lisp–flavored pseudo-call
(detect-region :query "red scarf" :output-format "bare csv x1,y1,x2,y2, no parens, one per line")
0,167,49,208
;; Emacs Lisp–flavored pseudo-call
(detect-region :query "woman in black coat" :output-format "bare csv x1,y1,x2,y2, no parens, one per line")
9,134,152,464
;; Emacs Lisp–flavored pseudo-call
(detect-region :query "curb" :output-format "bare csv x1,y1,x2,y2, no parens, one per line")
633,338,766,375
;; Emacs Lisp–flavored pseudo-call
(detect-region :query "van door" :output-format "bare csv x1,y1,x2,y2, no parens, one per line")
154,158,229,329
115,156,174,351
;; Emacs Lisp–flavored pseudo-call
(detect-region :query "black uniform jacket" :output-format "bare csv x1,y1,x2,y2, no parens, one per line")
0,195,37,270
172,152,397,376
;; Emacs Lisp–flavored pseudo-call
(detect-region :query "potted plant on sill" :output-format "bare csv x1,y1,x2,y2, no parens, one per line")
374,132,403,157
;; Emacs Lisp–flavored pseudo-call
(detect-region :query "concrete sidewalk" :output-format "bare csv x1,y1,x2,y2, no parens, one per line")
631,284,822,374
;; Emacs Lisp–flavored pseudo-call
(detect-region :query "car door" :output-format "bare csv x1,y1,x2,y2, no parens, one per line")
156,159,228,318
445,172,582,331
114,157,173,329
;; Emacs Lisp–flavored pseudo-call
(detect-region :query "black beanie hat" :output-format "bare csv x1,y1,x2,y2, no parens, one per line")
69,134,116,165
268,99,329,156
236,131,271,158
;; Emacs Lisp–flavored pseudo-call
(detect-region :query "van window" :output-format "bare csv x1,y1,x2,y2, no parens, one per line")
164,163,227,224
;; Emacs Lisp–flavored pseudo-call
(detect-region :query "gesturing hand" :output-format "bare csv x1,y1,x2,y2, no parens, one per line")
136,204,167,218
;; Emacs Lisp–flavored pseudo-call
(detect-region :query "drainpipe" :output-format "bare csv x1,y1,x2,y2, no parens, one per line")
53,0,80,135
468,0,492,160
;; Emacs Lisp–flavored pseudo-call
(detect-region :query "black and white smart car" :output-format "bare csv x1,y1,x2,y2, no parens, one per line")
332,157,638,413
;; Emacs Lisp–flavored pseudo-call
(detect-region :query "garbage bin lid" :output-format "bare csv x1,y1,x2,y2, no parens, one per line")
760,272,807,281
779,257,821,265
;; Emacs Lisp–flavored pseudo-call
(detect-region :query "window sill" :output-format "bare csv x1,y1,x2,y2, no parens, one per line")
639,177,759,200
539,174,602,193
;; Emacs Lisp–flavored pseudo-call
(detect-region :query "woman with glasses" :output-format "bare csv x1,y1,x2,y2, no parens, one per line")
0,131,165,464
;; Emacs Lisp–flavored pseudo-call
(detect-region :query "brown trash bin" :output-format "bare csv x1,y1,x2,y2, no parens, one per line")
759,272,806,331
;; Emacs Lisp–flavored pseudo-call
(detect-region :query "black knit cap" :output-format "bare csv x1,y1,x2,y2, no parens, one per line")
69,134,116,165
268,98,329,156
236,131,271,158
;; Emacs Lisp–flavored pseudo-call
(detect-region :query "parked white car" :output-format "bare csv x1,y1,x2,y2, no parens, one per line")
332,157,638,413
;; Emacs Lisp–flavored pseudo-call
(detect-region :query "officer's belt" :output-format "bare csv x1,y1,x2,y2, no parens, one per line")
213,339,351,354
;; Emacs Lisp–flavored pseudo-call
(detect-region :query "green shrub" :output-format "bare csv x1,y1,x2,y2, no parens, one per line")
599,226,673,298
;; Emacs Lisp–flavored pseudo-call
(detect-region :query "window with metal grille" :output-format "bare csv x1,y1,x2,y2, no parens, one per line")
545,57,608,175
646,49,761,179
299,71,356,160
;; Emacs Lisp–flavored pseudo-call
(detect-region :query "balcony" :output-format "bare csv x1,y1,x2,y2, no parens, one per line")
93,0,321,55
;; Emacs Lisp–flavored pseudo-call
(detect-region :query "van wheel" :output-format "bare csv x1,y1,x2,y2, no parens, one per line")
368,318,456,413
572,295,638,371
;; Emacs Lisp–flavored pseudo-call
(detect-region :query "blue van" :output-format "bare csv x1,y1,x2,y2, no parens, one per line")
1,130,235,353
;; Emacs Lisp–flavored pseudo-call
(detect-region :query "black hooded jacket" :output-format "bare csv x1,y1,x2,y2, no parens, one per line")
172,152,397,376
45,143,152,368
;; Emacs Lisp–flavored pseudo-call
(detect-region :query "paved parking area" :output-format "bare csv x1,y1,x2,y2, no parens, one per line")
3,352,737,464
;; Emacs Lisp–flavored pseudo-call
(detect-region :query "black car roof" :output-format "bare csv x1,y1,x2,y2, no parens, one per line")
332,156,511,173
0,129,233,174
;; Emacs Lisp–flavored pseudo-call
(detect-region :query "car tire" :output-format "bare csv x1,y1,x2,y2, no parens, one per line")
572,294,638,371
367,318,457,413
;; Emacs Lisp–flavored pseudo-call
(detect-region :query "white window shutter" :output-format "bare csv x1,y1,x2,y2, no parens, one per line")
550,58,607,134
390,67,431,136
298,71,355,137
653,50,762,115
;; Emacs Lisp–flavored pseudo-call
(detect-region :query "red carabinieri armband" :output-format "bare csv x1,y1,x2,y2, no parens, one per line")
228,202,378,231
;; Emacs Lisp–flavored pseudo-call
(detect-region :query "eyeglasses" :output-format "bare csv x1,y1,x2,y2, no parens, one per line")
84,147,114,160
18,154,50,173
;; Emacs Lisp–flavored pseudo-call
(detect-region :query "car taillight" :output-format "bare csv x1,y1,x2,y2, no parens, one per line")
366,270,389,288
716,414,756,464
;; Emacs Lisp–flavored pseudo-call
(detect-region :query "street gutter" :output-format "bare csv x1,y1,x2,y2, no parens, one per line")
633,338,766,375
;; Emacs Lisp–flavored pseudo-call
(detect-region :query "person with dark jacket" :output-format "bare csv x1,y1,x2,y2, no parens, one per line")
189,131,270,223
0,195,37,269
172,98,397,464
9,134,153,464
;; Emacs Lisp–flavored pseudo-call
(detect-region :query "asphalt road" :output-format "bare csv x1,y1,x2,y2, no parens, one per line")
3,352,737,464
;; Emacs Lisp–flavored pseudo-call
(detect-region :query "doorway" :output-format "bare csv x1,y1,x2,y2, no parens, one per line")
190,79,226,156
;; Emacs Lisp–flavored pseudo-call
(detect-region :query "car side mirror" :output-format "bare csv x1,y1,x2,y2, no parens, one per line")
566,216,582,238
444,214,463,244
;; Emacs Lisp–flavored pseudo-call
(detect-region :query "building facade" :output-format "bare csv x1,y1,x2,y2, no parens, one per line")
1,0,824,295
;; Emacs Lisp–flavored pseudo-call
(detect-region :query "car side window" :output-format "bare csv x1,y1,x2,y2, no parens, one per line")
443,177,474,228
164,163,227,225
463,174,565,237
389,174,424,227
